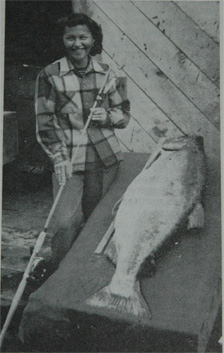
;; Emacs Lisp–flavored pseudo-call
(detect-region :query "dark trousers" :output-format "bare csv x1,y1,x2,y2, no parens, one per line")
51,163,119,265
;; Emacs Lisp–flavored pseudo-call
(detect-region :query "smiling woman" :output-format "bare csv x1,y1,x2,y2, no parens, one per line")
63,25,95,66
58,13,103,66
35,12,130,267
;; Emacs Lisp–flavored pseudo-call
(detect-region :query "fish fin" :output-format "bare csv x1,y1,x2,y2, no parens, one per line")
112,197,123,216
85,281,152,324
104,238,117,264
188,202,204,229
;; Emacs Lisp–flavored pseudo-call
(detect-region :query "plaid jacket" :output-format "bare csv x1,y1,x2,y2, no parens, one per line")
35,56,130,171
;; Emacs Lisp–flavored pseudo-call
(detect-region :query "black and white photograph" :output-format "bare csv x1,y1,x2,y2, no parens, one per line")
0,0,222,352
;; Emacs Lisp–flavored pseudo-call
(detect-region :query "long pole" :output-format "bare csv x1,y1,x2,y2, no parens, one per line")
0,65,112,349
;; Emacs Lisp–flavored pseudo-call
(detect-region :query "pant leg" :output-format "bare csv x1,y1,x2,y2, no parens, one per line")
82,163,120,221
82,166,103,221
51,173,84,266
102,162,120,196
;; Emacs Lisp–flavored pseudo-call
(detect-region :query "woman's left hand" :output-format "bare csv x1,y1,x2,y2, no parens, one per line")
91,107,107,126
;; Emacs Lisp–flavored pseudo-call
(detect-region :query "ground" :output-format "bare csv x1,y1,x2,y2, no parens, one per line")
1,161,54,339
1,160,222,352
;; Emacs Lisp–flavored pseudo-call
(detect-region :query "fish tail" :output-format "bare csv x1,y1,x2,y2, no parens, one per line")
85,281,152,323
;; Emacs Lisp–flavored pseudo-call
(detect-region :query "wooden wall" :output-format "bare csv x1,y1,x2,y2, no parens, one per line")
72,0,220,166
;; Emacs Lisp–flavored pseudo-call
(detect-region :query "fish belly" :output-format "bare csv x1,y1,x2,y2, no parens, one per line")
109,149,201,278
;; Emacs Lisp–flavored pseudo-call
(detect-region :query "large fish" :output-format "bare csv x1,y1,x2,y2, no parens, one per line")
86,136,206,324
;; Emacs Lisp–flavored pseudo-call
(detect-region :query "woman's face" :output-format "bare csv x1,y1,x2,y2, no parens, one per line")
63,24,95,65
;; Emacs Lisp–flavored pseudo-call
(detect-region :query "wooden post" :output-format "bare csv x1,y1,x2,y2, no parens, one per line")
71,0,93,16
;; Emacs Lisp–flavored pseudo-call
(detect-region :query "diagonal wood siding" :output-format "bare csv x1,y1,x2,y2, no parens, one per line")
89,1,220,165
175,1,220,43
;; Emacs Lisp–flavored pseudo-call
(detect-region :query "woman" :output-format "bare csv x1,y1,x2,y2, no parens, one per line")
36,13,130,266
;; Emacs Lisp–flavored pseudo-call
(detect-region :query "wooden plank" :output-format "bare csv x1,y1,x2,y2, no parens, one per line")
19,152,221,347
123,69,183,141
116,118,156,153
176,1,220,44
127,79,182,142
96,0,219,129
133,1,219,86
101,53,182,150
92,3,220,163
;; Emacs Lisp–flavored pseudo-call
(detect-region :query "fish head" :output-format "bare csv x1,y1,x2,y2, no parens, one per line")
162,135,204,152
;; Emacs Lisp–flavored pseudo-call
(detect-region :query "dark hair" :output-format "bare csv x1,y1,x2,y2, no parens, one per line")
58,13,103,55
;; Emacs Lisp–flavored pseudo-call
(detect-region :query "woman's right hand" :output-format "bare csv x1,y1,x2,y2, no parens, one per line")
54,160,73,186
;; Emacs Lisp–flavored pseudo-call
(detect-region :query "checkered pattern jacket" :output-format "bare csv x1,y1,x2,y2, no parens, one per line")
35,56,130,171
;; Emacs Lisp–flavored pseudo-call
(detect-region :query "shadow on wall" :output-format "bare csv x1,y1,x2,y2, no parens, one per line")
5,0,72,66
4,0,73,167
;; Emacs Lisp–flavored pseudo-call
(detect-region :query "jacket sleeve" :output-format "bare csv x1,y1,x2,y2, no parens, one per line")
104,70,130,129
35,70,70,165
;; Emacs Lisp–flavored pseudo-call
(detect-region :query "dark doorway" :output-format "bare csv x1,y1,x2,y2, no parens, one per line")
4,1,72,163
5,0,72,66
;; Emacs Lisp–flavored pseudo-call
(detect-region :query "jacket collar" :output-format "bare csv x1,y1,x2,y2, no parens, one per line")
59,56,106,77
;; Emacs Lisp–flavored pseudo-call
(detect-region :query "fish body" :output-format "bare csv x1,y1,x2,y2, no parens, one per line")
86,136,206,324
